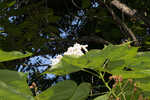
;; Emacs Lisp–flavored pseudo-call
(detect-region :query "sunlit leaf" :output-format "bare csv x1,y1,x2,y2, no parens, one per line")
0,50,32,62
94,94,109,100
0,70,33,100
7,1,16,7
38,80,91,100
70,83,91,100
46,42,150,97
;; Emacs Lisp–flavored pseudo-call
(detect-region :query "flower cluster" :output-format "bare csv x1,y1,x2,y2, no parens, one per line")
64,43,88,56
109,75,123,88
51,55,63,66
51,43,88,66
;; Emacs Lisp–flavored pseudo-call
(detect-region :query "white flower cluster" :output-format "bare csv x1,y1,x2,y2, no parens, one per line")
64,43,88,56
51,43,88,66
51,55,63,66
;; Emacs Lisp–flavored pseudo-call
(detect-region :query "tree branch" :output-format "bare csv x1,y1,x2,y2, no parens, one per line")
80,35,111,45
111,0,136,17
98,0,139,46
111,0,150,27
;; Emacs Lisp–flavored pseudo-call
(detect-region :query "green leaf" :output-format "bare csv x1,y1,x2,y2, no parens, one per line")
135,77,150,95
0,69,25,82
0,50,32,62
37,80,91,100
101,43,138,61
46,57,81,75
70,83,91,100
62,50,106,70
46,50,106,75
0,70,33,100
46,42,150,97
112,79,145,100
106,50,150,96
94,94,109,100
46,43,137,75
7,1,16,7
38,80,76,100
81,49,106,69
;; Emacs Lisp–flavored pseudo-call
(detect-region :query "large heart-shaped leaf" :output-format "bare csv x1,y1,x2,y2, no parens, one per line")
46,49,106,75
46,43,137,75
46,43,150,97
0,70,34,100
37,80,91,100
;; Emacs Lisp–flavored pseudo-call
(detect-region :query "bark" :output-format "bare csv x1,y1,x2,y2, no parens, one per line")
111,0,136,17
111,0,150,26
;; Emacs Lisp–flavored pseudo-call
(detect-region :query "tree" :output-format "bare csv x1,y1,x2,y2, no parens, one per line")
0,0,150,100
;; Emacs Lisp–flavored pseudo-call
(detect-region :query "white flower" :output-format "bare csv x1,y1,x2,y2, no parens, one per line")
64,43,88,56
51,43,88,66
51,55,62,66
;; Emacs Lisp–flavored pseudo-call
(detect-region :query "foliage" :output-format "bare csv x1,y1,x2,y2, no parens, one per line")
0,70,34,100
0,48,91,100
46,42,150,99
0,49,32,62
1,42,150,99
1,0,150,100
38,80,91,100
0,0,61,52
1,0,149,54
0,69,91,100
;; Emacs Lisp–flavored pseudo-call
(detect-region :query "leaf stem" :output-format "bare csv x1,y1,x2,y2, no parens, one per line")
99,72,118,98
